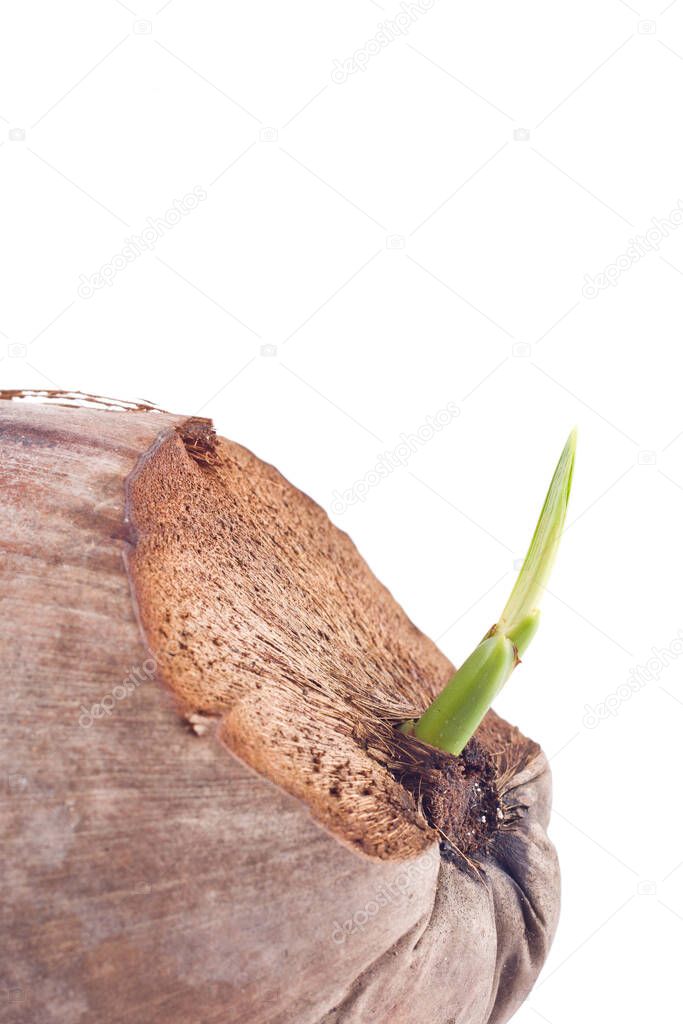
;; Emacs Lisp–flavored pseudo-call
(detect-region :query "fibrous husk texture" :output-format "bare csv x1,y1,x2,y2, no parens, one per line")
128,418,539,861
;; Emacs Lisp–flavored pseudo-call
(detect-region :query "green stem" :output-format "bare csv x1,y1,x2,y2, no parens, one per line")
411,430,576,755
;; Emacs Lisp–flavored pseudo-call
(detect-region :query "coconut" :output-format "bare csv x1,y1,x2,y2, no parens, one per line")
0,391,559,1024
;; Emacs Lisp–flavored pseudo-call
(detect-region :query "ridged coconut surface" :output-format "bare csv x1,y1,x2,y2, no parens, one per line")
0,394,559,1024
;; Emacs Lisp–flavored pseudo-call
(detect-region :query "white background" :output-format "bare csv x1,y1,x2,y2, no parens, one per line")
2,2,683,1021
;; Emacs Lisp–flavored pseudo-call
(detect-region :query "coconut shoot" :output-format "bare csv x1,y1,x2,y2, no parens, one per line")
407,430,576,756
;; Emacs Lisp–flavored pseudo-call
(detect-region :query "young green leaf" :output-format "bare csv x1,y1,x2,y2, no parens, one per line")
411,430,576,755
497,428,576,638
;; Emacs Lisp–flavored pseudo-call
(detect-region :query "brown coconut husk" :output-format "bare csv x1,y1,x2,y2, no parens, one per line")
0,392,560,1024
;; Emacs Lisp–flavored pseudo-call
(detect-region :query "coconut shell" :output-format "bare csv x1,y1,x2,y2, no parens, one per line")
0,393,560,1024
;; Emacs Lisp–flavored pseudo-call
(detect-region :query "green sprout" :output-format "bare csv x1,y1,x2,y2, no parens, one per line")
406,429,576,756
